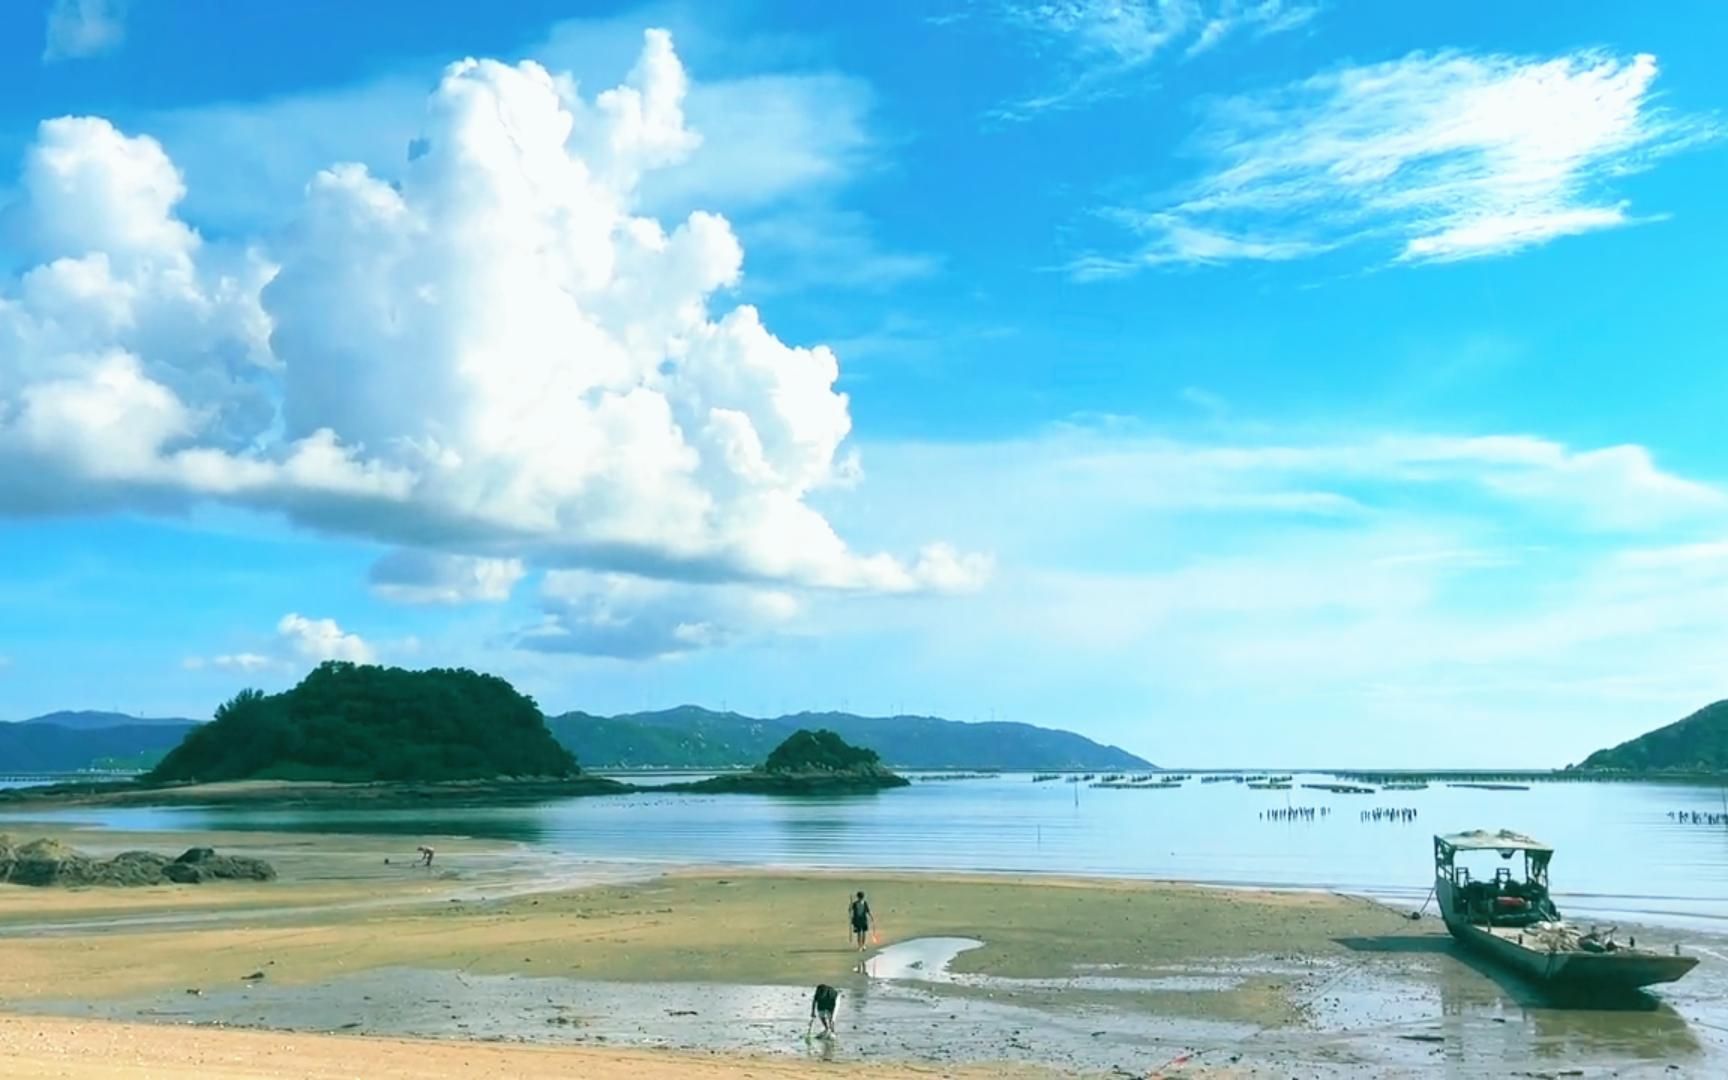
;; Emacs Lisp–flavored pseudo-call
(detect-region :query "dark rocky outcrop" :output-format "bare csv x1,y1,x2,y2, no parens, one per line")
0,834,275,887
3,837,97,886
163,846,276,883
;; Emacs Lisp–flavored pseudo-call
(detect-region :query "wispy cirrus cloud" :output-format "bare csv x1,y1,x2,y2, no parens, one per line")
42,0,129,62
986,0,1320,117
820,422,1728,764
1185,0,1318,59
1074,48,1719,277
852,426,1727,539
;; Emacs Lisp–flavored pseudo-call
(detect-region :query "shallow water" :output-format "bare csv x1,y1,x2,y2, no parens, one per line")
868,937,1246,993
8,772,1728,927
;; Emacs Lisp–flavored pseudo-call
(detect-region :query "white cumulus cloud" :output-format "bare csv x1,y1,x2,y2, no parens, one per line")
0,30,984,647
520,569,802,660
42,0,128,62
1077,48,1717,275
276,613,375,664
369,550,526,605
184,613,374,672
183,652,273,674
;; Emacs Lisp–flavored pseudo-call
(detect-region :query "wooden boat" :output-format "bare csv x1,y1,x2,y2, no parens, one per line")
1434,830,1697,991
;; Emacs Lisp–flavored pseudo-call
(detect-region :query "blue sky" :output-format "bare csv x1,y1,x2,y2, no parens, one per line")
1,0,1725,766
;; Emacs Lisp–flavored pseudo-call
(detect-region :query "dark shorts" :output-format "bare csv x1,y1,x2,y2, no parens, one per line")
851,918,868,934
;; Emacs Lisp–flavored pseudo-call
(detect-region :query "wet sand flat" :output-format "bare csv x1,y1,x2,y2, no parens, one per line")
4,830,1727,1076
0,854,1414,1028
0,1014,1039,1079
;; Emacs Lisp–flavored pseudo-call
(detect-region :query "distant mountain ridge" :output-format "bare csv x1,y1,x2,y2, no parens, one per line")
7,703,1151,775
1577,700,1728,772
21,710,198,730
0,720,194,773
547,706,1152,771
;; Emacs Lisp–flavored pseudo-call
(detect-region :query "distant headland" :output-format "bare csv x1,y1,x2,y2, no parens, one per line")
1571,699,1728,775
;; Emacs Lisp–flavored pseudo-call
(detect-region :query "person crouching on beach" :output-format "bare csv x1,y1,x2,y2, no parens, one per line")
810,983,839,1037
417,845,435,868
849,890,872,951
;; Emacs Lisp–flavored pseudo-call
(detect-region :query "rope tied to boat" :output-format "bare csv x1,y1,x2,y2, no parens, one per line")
1409,884,1436,920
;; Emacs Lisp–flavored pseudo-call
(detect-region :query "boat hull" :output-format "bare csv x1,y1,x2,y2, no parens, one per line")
1442,918,1698,990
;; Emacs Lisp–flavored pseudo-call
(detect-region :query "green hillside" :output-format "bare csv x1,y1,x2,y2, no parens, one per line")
0,721,189,773
1577,701,1728,773
548,706,1150,771
545,709,779,768
150,662,579,783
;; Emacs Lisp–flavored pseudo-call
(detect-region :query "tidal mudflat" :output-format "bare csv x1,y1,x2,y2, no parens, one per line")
2,828,1726,1077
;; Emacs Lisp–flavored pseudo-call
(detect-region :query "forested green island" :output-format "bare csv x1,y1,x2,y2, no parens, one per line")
665,729,910,794
150,662,606,786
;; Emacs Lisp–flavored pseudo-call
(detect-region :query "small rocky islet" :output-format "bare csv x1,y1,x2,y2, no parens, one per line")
665,728,911,794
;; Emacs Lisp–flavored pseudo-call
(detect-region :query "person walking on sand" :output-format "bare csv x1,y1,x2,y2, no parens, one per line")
809,983,840,1038
848,891,872,951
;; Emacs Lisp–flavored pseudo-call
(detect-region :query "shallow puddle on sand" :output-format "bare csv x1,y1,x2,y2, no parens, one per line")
866,937,1245,993
866,936,983,981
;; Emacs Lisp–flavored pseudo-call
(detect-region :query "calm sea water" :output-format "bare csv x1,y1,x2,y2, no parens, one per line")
6,773,1728,929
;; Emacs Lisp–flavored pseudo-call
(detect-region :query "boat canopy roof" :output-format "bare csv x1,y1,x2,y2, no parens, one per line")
1436,829,1552,855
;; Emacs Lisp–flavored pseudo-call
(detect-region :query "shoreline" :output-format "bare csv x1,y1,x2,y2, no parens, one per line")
7,812,1728,935
2,824,1726,1076
0,771,923,810
0,776,636,810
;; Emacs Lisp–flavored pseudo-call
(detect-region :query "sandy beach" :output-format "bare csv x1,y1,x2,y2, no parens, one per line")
0,1015,1035,1079
3,823,1726,1077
